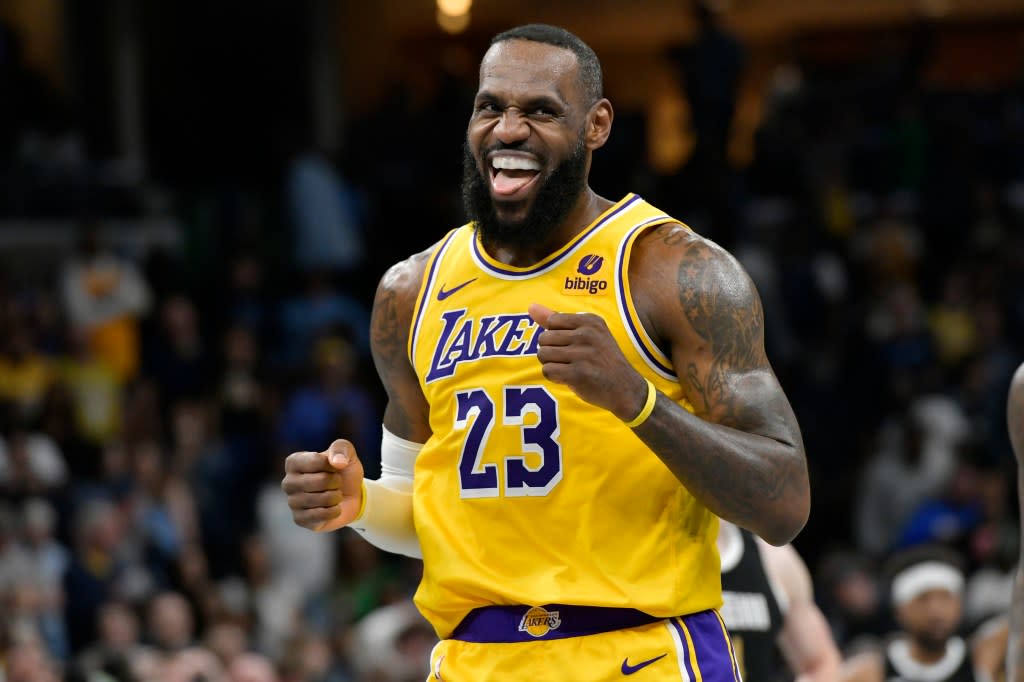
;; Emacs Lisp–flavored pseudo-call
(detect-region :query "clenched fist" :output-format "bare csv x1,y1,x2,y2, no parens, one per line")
281,439,364,532
528,303,650,421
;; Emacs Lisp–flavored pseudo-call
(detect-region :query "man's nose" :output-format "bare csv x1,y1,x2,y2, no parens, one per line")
493,108,530,144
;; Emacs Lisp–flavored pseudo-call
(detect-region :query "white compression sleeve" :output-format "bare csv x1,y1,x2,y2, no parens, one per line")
349,427,423,558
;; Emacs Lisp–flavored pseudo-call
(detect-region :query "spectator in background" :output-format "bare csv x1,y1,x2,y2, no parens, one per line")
856,393,969,556
129,441,199,587
0,502,32,630
0,417,67,501
222,253,272,332
896,456,985,554
0,323,54,422
38,381,103,481
278,272,370,365
57,327,122,446
73,600,149,680
169,399,246,579
928,268,977,370
323,531,410,629
841,546,981,681
241,535,303,661
60,223,151,382
278,633,350,682
229,651,280,682
139,590,230,681
818,550,891,648
2,634,61,682
144,295,214,406
961,299,1019,468
218,324,275,509
63,498,129,653
204,620,249,671
255,468,337,620
153,646,227,682
16,498,69,660
277,335,378,473
287,140,366,276
348,601,436,682
147,591,196,653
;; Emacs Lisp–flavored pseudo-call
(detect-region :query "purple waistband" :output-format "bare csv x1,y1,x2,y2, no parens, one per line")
450,604,663,643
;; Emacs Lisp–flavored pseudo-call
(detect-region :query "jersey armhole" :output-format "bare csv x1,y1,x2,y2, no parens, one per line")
407,227,462,371
614,218,683,381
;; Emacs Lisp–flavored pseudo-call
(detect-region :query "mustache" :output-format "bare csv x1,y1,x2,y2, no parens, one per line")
478,142,547,165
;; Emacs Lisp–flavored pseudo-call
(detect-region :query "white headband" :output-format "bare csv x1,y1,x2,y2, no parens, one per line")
891,561,963,606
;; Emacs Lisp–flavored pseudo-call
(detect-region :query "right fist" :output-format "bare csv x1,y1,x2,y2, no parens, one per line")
281,439,364,532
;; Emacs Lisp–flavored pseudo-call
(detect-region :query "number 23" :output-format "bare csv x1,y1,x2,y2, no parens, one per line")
454,385,563,498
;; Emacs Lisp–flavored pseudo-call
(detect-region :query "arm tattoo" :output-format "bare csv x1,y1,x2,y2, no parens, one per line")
676,240,769,426
370,253,432,440
654,223,687,247
370,281,412,427
630,232,808,543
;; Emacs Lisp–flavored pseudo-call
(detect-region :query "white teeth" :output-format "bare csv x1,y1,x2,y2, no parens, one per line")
491,156,541,171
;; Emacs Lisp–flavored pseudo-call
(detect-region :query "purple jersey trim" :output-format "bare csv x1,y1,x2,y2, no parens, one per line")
450,604,661,643
670,617,698,680
408,229,459,367
616,220,677,377
470,194,641,278
672,611,743,682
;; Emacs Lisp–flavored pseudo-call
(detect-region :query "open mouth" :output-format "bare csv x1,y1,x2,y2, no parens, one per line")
489,153,541,200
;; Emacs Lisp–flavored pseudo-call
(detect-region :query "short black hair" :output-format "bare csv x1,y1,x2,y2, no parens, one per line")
490,24,604,106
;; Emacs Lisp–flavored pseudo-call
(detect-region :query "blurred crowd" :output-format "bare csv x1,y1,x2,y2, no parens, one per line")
3,8,1024,682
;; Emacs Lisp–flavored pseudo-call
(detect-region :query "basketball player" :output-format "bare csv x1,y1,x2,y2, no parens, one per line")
282,23,810,680
717,521,840,680
841,547,981,681
1007,362,1024,682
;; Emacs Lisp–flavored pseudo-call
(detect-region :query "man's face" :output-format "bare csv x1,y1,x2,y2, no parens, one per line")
463,39,592,247
895,588,962,653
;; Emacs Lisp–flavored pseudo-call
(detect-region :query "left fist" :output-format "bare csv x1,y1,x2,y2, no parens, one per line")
528,303,648,421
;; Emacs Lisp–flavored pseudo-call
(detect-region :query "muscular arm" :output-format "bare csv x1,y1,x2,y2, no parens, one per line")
370,251,433,444
1007,363,1024,681
281,249,433,540
757,539,842,682
630,226,810,544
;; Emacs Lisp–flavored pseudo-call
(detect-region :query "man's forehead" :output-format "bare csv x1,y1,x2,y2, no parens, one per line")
478,40,579,97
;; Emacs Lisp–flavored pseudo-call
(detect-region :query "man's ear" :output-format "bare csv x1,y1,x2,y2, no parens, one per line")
586,98,613,151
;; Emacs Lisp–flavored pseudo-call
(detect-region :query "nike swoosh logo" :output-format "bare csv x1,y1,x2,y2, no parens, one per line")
621,653,667,675
437,278,477,301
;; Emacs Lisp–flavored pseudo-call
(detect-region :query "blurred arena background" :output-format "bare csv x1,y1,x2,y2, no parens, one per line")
2,0,1024,679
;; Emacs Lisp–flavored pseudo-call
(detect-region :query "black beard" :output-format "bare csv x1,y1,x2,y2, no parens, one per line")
462,134,588,249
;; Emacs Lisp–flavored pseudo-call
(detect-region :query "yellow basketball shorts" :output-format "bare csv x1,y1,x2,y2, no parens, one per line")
426,606,742,681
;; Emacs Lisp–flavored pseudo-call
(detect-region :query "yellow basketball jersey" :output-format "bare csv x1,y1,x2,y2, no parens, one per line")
408,194,722,638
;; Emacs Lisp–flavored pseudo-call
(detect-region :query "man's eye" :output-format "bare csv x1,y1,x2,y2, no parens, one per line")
477,102,499,113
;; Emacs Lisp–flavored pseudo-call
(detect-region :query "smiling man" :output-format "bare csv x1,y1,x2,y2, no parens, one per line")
282,24,810,681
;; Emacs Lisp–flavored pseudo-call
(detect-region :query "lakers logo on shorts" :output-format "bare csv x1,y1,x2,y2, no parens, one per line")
518,606,562,637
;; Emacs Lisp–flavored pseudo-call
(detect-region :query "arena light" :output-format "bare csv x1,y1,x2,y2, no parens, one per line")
437,0,472,17
437,7,471,34
917,0,951,17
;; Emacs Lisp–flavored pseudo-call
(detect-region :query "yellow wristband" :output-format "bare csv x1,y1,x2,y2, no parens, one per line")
353,480,368,522
624,378,657,428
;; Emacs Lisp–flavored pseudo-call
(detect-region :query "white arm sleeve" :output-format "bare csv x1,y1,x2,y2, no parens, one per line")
350,427,423,558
